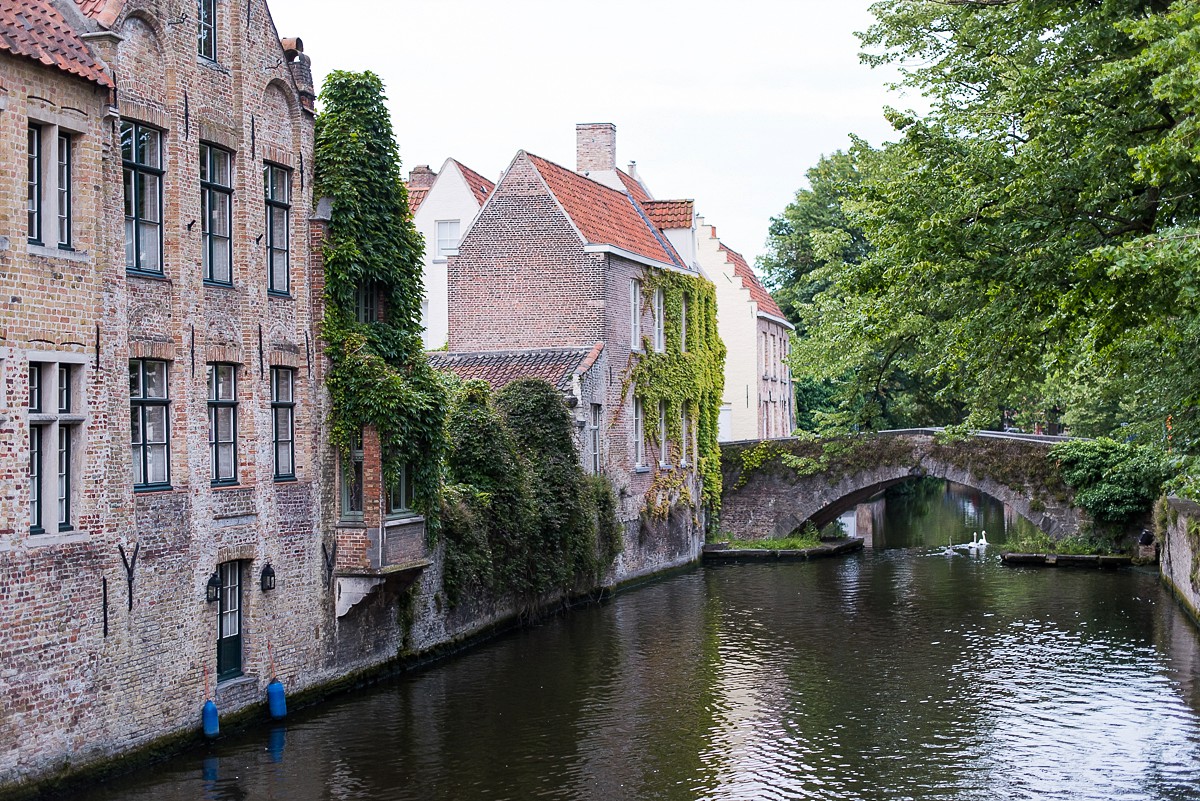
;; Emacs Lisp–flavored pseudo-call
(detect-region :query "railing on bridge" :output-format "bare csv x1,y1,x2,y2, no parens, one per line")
722,427,1079,448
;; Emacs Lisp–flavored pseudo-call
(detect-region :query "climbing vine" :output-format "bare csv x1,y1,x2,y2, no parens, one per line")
439,378,622,607
629,270,726,518
313,71,446,529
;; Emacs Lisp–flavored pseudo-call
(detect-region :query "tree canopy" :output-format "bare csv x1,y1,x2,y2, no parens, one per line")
762,0,1200,454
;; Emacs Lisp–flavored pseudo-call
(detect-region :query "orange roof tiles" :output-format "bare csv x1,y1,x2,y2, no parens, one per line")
428,346,600,392
616,169,651,203
527,153,679,267
73,0,122,26
642,200,693,230
2,0,113,87
450,159,495,208
720,243,788,321
405,185,429,215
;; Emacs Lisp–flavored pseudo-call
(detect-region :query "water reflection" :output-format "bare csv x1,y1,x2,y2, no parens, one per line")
77,494,1200,801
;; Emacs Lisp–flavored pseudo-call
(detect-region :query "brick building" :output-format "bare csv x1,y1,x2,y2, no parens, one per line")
442,124,712,579
0,0,376,790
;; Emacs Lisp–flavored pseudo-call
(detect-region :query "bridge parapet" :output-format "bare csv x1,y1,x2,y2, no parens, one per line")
719,433,1080,540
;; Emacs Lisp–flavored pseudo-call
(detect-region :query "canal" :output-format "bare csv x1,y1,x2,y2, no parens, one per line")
80,482,1200,800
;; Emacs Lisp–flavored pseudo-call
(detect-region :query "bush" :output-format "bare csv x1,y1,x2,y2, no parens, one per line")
1049,438,1172,525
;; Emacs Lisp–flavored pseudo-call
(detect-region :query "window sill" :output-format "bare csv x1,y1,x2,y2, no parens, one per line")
336,520,366,529
211,481,241,489
127,269,169,282
634,466,651,474
25,529,91,548
203,280,235,290
29,242,90,263
215,673,252,690
385,514,424,528
134,483,174,494
267,290,293,300
273,474,297,483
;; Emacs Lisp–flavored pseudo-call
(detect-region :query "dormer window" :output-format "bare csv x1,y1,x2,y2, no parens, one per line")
198,0,216,60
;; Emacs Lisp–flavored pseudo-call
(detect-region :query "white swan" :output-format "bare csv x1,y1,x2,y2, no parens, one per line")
977,530,988,549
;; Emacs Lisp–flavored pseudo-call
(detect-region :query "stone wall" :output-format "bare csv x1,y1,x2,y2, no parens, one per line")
1160,497,1200,622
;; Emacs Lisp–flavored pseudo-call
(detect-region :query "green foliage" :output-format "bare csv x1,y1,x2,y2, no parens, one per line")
768,0,1200,446
630,270,726,514
314,70,446,525
1004,528,1119,556
439,379,622,607
717,532,823,551
1049,439,1172,525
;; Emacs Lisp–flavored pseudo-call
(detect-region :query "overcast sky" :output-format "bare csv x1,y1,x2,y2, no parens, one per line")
269,1,922,268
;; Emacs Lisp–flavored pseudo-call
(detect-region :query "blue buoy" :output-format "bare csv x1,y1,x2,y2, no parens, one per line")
202,699,219,738
266,679,287,720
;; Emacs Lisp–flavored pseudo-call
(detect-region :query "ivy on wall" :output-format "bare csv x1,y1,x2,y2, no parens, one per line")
629,270,727,517
313,71,446,526
440,378,622,607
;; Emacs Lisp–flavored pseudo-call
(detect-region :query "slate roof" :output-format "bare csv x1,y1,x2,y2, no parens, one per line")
1,0,113,87
450,159,495,207
642,200,693,230
720,243,790,324
429,344,603,393
527,153,680,268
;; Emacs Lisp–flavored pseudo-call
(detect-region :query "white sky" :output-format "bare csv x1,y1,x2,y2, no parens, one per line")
269,0,922,267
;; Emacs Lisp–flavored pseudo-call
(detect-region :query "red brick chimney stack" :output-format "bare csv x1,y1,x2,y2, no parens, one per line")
576,122,617,173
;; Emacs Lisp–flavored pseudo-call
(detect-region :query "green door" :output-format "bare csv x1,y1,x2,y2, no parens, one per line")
216,561,242,681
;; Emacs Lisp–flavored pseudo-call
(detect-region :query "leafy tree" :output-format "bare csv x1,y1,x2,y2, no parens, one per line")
771,0,1200,450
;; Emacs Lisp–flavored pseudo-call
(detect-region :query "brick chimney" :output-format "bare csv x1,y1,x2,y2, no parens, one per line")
576,122,616,173
408,165,437,188
282,37,315,112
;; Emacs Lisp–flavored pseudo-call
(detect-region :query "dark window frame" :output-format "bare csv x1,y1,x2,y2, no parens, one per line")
122,122,164,276
130,358,171,490
201,143,233,286
387,459,416,518
57,133,72,249
207,363,238,486
29,425,43,534
216,561,242,681
340,431,365,521
271,367,295,481
28,124,42,244
265,163,291,295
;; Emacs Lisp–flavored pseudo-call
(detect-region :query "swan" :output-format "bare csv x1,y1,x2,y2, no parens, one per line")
977,530,988,549
965,531,984,552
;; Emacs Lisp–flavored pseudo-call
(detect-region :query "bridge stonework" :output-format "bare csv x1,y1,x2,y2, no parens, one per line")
719,433,1081,540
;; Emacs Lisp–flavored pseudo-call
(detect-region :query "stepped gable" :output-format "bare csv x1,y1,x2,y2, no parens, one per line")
719,243,788,321
450,159,495,207
526,153,679,268
2,0,113,86
429,344,602,392
642,200,693,230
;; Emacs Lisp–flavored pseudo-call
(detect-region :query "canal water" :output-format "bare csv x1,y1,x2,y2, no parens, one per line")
80,482,1200,801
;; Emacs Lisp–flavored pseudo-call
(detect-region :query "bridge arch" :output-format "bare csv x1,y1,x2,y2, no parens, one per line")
719,433,1080,541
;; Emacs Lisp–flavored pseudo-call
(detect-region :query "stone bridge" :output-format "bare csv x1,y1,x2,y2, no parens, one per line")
719,430,1082,540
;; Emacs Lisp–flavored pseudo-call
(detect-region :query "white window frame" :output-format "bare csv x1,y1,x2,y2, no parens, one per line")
680,293,688,353
28,354,86,533
658,401,669,467
633,397,645,468
652,288,665,353
27,124,75,250
680,405,690,467
435,219,461,259
630,278,642,352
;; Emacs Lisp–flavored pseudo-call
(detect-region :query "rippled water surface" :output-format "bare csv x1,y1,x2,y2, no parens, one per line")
84,489,1200,801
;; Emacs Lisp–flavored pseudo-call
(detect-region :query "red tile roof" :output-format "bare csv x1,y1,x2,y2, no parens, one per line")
405,185,429,215
720,243,789,321
617,169,651,203
428,345,601,392
450,159,495,208
527,153,679,267
642,200,693,230
2,0,113,87
73,0,122,27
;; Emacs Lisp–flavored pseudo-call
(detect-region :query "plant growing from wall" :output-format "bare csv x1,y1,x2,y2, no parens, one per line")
630,271,726,517
313,70,446,527
1048,438,1171,526
438,378,622,607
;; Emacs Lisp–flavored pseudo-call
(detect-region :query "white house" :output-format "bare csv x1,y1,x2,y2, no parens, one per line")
406,159,495,349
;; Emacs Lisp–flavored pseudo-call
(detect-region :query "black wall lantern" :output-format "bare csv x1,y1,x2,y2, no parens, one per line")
260,563,276,592
206,570,222,603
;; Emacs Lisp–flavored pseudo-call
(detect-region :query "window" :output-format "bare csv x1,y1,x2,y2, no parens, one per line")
216,561,241,681
652,288,665,353
200,144,233,285
122,122,163,274
30,361,82,531
630,279,642,351
340,431,364,520
762,332,769,374
28,125,41,243
681,406,690,466
355,283,380,324
198,0,216,61
130,359,170,488
658,401,669,466
271,368,295,480
590,404,602,475
388,461,416,517
27,127,73,249
265,163,291,293
207,364,237,485
435,219,460,258
633,397,645,467
680,293,688,353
